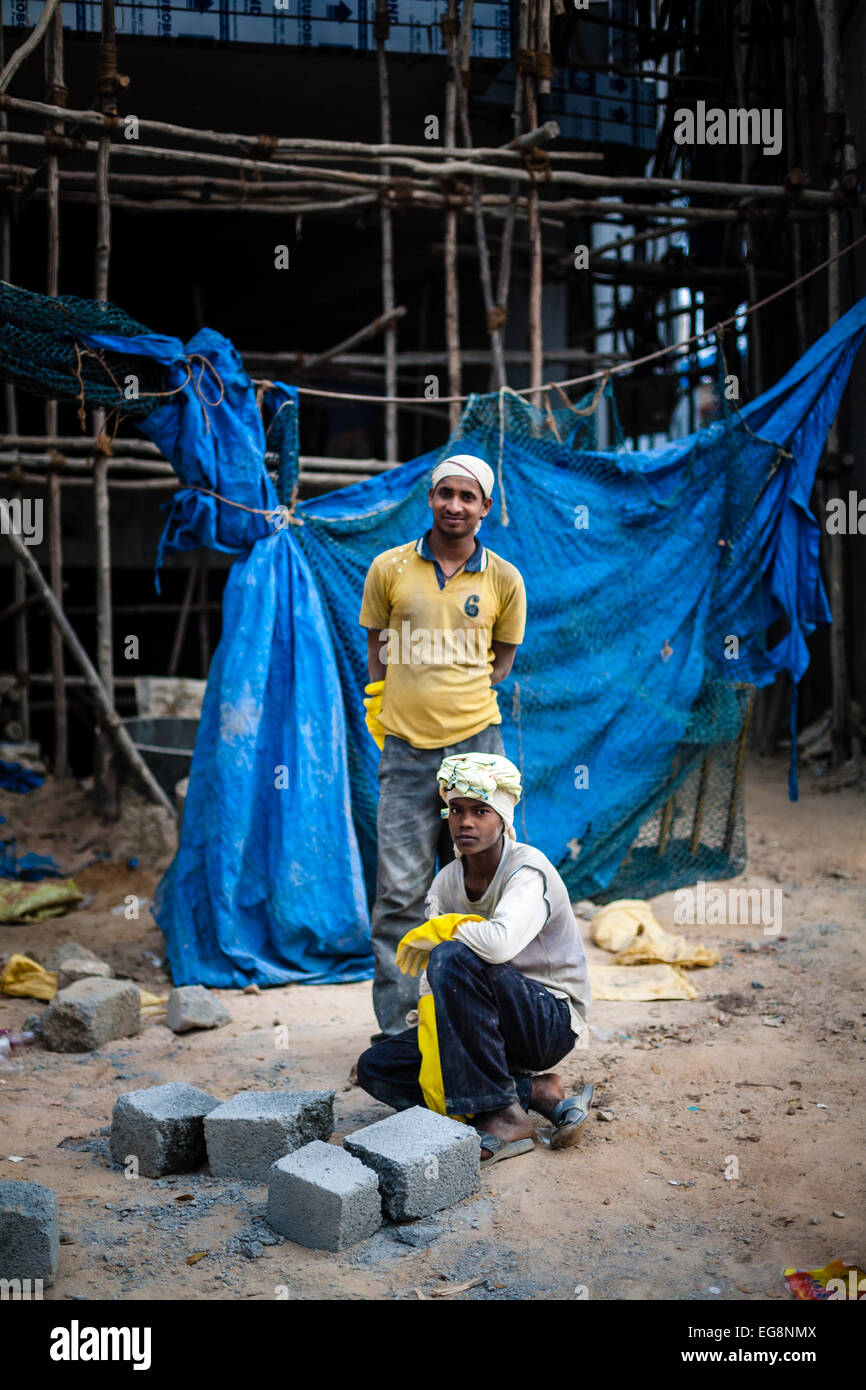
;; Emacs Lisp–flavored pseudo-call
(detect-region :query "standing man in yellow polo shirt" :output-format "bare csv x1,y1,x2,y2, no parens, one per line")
359,454,527,1037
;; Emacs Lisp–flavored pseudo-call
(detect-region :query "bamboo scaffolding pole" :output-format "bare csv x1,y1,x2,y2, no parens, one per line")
44,4,67,779
293,305,407,376
782,0,809,358
494,0,530,372
0,591,46,625
0,152,834,222
537,0,552,97
526,0,543,402
375,0,397,461
91,0,119,817
0,27,27,741
0,504,175,817
1,101,858,204
0,442,407,469
815,0,849,765
733,1,763,395
456,2,507,389
1,468,406,491
2,435,163,455
0,93,605,163
166,563,197,679
245,346,624,369
0,166,387,199
8,161,825,225
197,559,210,676
10,486,31,743
0,27,18,441
0,0,61,94
443,0,462,431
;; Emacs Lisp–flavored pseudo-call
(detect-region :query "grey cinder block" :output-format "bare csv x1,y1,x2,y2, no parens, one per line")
57,958,114,990
110,1082,220,1177
0,1180,59,1286
46,942,97,972
343,1106,480,1220
267,1141,382,1250
41,978,141,1053
205,1090,335,1182
165,985,231,1034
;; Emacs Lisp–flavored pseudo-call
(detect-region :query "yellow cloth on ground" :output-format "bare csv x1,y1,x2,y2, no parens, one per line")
139,988,169,1014
589,962,700,1002
0,953,58,1000
362,679,386,750
0,878,84,925
591,899,719,968
0,954,170,1010
395,912,483,978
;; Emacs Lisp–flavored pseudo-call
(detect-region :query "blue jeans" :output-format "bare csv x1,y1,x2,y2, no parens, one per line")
357,940,576,1116
371,724,506,1037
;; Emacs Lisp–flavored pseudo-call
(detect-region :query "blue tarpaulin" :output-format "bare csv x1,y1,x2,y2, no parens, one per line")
68,298,866,986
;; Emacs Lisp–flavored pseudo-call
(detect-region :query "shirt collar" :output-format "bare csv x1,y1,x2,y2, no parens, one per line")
416,530,487,572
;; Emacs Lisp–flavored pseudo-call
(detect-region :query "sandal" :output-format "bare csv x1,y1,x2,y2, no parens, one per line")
477,1133,535,1169
548,1084,594,1150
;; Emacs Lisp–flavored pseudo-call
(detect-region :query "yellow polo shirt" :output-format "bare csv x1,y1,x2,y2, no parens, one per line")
359,533,526,749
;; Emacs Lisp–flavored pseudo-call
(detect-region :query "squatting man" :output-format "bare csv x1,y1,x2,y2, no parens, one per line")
356,751,594,1166
359,454,527,1039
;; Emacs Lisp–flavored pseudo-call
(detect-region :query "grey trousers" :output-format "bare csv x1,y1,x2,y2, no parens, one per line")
371,723,506,1036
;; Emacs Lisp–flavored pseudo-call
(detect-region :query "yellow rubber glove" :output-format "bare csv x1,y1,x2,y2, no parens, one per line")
363,679,386,750
396,913,484,978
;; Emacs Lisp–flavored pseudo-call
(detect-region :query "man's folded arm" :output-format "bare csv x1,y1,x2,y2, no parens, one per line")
454,867,549,965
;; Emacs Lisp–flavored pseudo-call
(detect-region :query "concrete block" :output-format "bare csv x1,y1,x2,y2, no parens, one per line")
205,1090,334,1182
110,1082,220,1177
57,958,114,990
0,1180,59,1286
267,1141,381,1250
41,978,140,1053
46,942,97,972
165,985,230,1033
344,1106,480,1220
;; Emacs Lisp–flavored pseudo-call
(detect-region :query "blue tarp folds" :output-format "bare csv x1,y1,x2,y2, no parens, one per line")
80,299,866,988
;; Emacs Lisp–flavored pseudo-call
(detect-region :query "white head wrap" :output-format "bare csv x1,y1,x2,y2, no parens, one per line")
431,454,495,500
437,753,522,844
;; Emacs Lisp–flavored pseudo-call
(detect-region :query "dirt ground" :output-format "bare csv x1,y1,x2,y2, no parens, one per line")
1,757,864,1302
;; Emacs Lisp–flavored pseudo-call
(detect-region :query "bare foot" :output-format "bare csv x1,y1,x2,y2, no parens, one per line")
473,1100,534,1160
529,1072,567,1119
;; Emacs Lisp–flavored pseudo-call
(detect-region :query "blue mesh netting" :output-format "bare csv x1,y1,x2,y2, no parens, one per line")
2,282,864,987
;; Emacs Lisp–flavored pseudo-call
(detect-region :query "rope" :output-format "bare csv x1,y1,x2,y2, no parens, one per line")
552,373,609,417
71,340,227,433
516,48,553,80
714,325,793,461
543,390,562,441
182,483,300,528
290,227,866,406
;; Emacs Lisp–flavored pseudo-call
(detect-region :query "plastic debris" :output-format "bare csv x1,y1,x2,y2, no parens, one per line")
784,1260,865,1300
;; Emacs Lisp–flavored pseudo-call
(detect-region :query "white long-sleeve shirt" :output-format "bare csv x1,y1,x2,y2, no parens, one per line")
423,838,590,1036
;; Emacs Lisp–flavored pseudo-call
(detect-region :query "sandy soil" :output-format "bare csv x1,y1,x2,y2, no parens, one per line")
1,758,864,1302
